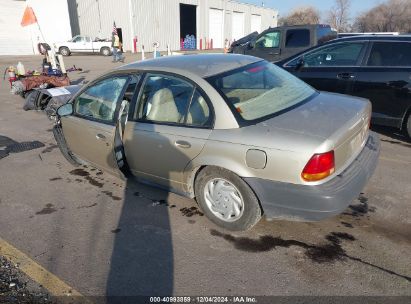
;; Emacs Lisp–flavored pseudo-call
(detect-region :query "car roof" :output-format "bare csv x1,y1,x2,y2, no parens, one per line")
274,24,331,29
260,24,332,33
117,54,262,78
332,35,411,42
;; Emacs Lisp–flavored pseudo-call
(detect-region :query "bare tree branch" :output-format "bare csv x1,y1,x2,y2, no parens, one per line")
353,0,411,33
325,0,351,32
279,6,321,26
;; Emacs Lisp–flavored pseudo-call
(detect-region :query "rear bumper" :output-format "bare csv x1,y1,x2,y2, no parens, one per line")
244,132,380,221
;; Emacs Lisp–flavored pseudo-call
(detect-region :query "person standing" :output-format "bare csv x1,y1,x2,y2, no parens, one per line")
111,22,124,63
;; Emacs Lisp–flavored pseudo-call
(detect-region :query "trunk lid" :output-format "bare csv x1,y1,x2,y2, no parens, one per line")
244,92,371,173
259,92,371,173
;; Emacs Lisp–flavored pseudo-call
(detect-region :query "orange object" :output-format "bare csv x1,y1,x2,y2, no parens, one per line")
21,6,37,27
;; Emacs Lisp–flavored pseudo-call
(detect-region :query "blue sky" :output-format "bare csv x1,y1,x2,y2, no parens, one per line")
241,0,379,18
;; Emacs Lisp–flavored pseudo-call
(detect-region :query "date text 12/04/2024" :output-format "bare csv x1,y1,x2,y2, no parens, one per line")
149,296,257,303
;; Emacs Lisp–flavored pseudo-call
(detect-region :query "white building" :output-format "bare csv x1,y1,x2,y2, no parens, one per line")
0,0,72,55
0,0,278,55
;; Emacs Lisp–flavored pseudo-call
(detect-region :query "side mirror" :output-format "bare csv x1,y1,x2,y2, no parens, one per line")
248,41,255,49
57,103,73,117
295,57,305,71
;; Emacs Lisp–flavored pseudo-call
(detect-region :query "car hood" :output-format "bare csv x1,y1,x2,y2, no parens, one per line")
212,91,370,153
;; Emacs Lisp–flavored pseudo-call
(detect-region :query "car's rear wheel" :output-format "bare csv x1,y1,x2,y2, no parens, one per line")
59,47,70,56
195,167,262,231
406,112,411,138
100,47,111,56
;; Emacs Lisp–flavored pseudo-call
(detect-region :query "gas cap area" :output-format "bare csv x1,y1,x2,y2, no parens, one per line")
246,149,267,169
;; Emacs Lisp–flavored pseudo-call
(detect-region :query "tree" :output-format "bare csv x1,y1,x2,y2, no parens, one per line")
325,0,351,32
353,0,411,33
279,6,320,26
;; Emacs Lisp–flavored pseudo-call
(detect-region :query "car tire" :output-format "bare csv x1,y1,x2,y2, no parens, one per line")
405,112,411,138
22,90,38,111
52,125,80,167
100,47,111,56
59,47,70,56
195,166,262,231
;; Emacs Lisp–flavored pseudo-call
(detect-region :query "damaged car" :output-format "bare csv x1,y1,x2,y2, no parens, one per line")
54,54,380,231
23,85,82,116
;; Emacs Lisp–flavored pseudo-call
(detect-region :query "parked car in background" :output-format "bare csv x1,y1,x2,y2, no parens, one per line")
53,54,379,231
230,24,337,63
277,35,411,137
54,35,112,56
23,85,82,115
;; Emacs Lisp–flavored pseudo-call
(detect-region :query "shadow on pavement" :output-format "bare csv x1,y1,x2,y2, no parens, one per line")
105,177,174,302
371,125,411,144
105,122,193,302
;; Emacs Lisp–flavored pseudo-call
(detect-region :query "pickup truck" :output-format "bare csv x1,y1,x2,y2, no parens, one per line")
230,24,337,62
54,35,112,56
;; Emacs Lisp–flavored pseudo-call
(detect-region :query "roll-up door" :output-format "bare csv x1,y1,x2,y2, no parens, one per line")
232,12,245,41
251,14,262,33
209,8,224,48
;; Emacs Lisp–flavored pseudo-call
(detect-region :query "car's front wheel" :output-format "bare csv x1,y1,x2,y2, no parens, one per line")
195,167,262,231
59,47,70,56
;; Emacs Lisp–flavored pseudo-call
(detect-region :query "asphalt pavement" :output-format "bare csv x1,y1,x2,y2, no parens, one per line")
0,54,410,302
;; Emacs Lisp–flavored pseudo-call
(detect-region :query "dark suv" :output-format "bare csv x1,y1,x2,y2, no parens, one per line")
231,24,337,62
278,35,411,137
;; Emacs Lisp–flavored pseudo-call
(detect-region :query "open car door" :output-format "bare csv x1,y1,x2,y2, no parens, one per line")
57,74,139,177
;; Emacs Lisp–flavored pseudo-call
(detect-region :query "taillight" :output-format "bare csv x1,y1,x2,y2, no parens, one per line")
302,151,335,182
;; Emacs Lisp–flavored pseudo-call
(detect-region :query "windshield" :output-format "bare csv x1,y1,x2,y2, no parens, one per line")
208,61,315,123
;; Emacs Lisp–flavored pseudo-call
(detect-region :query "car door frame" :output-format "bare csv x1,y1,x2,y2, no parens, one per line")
124,70,215,195
282,40,370,95
69,36,86,52
82,36,93,52
62,70,140,176
282,28,312,60
353,39,411,128
245,29,282,62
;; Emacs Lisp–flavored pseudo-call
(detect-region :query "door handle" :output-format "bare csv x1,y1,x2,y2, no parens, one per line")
337,73,355,79
96,133,106,141
175,140,191,149
386,80,407,88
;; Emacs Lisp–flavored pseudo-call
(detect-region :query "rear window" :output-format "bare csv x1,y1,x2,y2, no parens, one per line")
208,62,315,123
367,42,411,66
285,29,310,48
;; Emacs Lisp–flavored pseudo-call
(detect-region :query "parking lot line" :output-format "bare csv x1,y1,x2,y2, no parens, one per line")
0,236,92,302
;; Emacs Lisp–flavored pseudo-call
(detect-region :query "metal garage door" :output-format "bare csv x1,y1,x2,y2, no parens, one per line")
251,14,262,33
232,12,244,41
209,8,223,49
0,0,33,55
